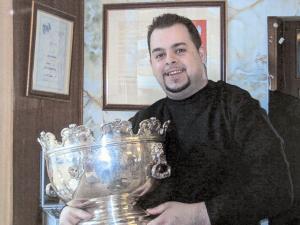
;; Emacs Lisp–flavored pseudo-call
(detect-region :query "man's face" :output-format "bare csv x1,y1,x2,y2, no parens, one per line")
149,23,207,100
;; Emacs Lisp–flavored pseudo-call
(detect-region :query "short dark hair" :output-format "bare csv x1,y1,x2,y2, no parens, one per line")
147,13,202,54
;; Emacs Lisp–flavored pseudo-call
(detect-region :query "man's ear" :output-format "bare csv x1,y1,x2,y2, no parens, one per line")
198,47,206,65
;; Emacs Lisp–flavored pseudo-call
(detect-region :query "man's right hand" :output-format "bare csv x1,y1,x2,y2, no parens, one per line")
59,206,93,225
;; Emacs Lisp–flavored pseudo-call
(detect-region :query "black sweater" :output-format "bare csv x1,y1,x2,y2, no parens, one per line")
130,80,293,225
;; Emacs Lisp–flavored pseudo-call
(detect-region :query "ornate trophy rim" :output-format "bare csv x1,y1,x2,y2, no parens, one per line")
38,117,170,155
45,138,164,156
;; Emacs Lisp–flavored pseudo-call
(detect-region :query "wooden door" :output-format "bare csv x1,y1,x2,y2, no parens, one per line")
282,20,300,98
268,17,300,98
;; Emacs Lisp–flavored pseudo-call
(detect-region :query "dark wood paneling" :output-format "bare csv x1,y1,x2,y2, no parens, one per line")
12,0,84,225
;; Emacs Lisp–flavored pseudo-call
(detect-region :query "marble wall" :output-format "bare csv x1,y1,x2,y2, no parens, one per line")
84,0,300,127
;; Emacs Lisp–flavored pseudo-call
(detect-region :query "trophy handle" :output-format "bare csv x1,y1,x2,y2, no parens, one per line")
45,183,58,198
150,143,171,179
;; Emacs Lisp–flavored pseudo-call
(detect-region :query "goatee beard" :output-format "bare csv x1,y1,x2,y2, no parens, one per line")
165,77,191,93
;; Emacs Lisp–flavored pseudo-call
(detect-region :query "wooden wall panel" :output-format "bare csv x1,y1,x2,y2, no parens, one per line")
12,0,84,225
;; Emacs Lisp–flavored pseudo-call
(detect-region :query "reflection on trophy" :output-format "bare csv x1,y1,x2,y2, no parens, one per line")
38,117,171,225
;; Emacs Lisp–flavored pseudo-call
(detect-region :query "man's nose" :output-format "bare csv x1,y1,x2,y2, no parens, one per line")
165,52,177,65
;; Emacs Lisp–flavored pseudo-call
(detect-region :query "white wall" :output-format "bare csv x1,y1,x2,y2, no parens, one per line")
0,0,13,224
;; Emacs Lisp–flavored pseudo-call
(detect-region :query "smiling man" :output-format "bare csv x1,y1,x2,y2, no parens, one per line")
59,14,293,225
149,22,207,100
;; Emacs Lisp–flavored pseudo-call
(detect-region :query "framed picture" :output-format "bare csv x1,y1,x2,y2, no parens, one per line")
103,1,226,110
26,1,75,101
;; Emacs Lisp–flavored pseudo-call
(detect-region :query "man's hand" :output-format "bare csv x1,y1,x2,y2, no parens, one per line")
146,202,211,225
129,178,160,205
59,206,93,225
132,178,160,197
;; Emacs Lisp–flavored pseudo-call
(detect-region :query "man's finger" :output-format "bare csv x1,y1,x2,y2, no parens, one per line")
139,188,149,196
146,202,169,215
70,207,93,220
147,214,164,225
132,186,143,195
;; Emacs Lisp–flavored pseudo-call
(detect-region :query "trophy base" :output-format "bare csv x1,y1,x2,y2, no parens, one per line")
79,213,152,225
77,194,153,225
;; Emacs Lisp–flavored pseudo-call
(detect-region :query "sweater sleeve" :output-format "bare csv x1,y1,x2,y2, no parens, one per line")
205,94,293,225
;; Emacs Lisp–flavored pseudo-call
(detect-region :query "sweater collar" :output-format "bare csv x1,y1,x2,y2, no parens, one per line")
166,80,213,105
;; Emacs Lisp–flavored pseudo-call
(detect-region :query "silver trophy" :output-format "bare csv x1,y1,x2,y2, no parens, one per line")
38,117,171,225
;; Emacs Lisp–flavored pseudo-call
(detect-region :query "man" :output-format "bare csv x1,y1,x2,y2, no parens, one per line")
268,91,300,225
60,14,293,225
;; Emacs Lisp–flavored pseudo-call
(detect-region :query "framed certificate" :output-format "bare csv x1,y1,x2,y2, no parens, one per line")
103,1,226,110
26,1,75,101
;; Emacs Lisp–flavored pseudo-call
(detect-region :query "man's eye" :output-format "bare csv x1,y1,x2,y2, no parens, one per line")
176,48,186,54
155,53,165,59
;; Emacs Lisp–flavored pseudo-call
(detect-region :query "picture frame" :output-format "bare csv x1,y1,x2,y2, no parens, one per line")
103,1,226,110
26,1,75,101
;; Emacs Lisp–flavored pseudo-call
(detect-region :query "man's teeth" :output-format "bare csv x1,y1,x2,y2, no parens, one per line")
167,70,182,76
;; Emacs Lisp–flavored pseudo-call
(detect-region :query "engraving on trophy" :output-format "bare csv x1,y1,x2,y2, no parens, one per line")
38,117,171,225
68,166,83,179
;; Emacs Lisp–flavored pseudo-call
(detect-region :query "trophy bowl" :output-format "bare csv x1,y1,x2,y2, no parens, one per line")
38,117,171,225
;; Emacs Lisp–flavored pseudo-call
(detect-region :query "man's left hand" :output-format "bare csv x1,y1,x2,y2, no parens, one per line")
146,202,211,225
